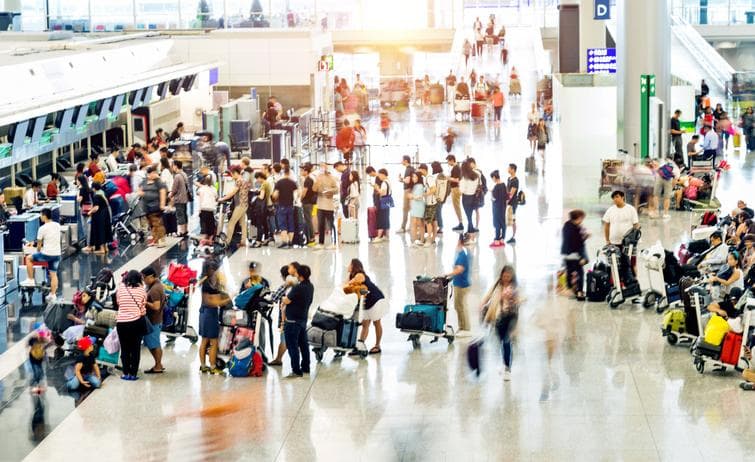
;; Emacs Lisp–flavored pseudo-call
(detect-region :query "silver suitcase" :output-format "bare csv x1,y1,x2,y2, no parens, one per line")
340,218,359,244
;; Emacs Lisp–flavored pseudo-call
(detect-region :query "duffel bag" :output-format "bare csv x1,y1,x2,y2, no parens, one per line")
44,302,75,333
413,278,448,305
95,309,118,328
311,310,342,331
396,311,431,331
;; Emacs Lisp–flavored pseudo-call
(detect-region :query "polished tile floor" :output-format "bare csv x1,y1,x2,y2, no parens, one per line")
14,27,755,462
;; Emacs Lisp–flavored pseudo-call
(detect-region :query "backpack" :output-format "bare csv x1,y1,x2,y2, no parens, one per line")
228,344,254,377
250,350,264,377
435,174,450,204
516,190,526,205
658,163,674,180
234,283,263,310
479,172,488,194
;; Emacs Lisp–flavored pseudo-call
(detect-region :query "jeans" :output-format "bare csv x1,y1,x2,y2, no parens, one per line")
436,202,444,229
302,204,315,241
461,194,477,233
117,319,144,376
77,210,88,243
283,320,309,375
30,362,44,386
492,205,506,240
496,314,517,368
317,209,335,245
66,373,101,391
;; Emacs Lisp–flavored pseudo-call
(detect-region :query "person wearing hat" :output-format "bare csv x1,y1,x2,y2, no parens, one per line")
66,337,101,391
241,261,270,290
142,267,166,374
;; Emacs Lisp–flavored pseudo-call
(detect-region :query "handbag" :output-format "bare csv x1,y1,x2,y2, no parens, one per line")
80,203,93,215
379,193,395,209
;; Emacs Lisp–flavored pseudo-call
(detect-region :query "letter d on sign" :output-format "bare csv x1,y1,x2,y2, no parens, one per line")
594,0,610,20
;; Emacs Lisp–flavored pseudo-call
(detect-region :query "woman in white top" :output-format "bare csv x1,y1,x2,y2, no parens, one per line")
706,251,745,321
159,158,174,192
459,160,480,234
347,171,360,219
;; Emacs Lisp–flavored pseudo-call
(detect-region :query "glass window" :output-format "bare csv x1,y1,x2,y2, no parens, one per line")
91,0,134,31
135,0,180,29
48,0,90,32
21,0,47,31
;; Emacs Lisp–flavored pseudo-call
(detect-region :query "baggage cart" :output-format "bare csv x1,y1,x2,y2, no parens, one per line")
310,294,368,362
397,276,455,348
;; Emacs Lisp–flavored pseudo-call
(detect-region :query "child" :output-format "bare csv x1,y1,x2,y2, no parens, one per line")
490,170,508,247
66,337,101,391
29,334,47,394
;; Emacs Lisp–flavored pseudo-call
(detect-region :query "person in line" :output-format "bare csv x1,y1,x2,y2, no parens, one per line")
670,109,684,165
353,119,367,164
169,160,190,237
446,155,464,231
299,163,317,245
408,170,427,246
281,264,314,378
446,234,471,336
197,176,218,244
159,157,174,192
490,170,508,247
741,106,754,152
23,181,41,211
535,119,550,171
468,158,486,231
561,209,589,300
418,163,438,246
459,160,480,234
334,161,351,217
21,208,61,301
83,182,113,255
481,265,520,381
219,166,250,247
139,166,168,247
267,265,298,366
46,174,61,200
346,259,386,355
197,259,230,375
347,171,360,219
371,168,392,242
66,337,101,391
75,163,92,243
431,161,448,233
651,156,681,219
250,171,273,247
313,162,338,250
104,148,119,173
142,267,166,374
273,167,298,248
335,119,355,163
397,156,415,234
115,270,148,381
505,163,520,244
87,153,102,177
603,190,639,246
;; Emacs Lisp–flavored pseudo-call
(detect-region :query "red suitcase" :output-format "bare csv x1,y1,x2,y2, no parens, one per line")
720,332,743,366
367,206,378,239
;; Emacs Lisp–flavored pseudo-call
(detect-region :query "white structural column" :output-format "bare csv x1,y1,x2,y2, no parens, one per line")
617,0,671,155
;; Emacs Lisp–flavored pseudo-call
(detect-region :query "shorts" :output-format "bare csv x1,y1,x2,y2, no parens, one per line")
143,320,162,349
32,253,60,272
175,203,188,226
506,204,517,226
198,306,220,339
199,210,216,236
363,298,389,321
653,177,673,199
279,330,286,346
424,204,438,222
276,205,295,233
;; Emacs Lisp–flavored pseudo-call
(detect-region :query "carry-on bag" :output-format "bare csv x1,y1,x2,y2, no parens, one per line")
221,307,251,327
467,336,485,376
525,155,536,174
163,211,178,235
311,310,343,331
396,312,431,331
720,332,743,365
338,319,359,348
413,278,449,305
586,270,610,302
307,326,337,348
703,314,730,346
341,218,359,244
367,206,378,239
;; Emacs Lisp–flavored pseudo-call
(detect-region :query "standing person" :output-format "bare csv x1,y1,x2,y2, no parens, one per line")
353,119,367,165
701,124,719,163
741,106,754,152
347,171,361,219
334,161,351,217
105,148,120,173
536,119,550,172
20,209,61,302
408,171,427,247
46,174,60,200
219,166,249,247
169,160,190,237
431,161,448,233
397,155,415,234
527,105,539,154
372,168,392,242
380,111,391,141
281,264,315,378
462,39,472,67
490,170,508,247
168,122,184,142
313,162,338,249
468,158,486,231
481,265,520,381
197,259,230,375
83,182,113,255
159,158,173,192
273,169,298,248
335,119,355,162
345,259,387,355
506,163,520,244
447,155,464,231
474,26,484,57
700,79,709,97
197,176,218,243
603,190,639,246
115,270,147,381
445,70,457,102
652,156,681,219
459,160,480,234
446,234,471,336
75,162,92,243
267,265,298,366
442,128,457,154
299,164,317,245
142,267,165,374
490,86,505,126
419,163,438,246
561,210,589,300
139,166,168,247
670,109,684,164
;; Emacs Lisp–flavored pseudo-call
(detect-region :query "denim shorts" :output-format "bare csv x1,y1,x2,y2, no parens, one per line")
143,320,162,350
198,306,220,339
276,205,294,233
32,253,60,272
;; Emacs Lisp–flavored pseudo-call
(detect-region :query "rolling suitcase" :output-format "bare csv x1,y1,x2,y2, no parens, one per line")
367,206,378,239
679,276,699,336
467,336,484,376
341,218,359,244
720,332,743,366
163,211,178,235
525,155,536,174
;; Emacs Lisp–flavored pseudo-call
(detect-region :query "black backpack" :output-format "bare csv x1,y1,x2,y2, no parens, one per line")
586,270,610,302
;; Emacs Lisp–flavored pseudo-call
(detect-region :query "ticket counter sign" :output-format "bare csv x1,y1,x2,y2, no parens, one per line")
587,48,616,74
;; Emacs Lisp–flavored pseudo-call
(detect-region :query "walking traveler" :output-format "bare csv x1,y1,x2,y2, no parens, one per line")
169,160,190,237
446,234,471,336
115,270,148,381
481,265,520,381
313,162,338,249
273,169,298,248
282,264,314,378
741,106,754,152
345,259,386,355
651,156,680,219
561,210,589,300
142,267,166,374
397,155,415,234
491,86,505,126
197,259,230,375
372,168,392,242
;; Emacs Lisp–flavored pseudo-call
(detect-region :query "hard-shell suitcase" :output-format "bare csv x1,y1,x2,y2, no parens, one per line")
720,332,743,366
467,336,484,376
733,133,741,148
679,276,699,336
367,206,378,239
293,206,307,246
307,325,337,348
338,319,359,348
662,308,685,334
341,218,359,244
586,270,610,302
525,155,536,174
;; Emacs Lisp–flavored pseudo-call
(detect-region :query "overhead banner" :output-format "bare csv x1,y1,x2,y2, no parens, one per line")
587,48,617,74
594,0,610,20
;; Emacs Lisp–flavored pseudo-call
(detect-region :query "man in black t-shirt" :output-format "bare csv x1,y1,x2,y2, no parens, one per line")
300,164,317,244
273,175,298,248
446,155,464,231
506,163,520,244
398,155,415,233
670,109,684,164
282,264,314,377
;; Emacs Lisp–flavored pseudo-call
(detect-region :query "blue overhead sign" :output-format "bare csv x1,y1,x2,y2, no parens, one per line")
594,0,610,20
587,48,617,74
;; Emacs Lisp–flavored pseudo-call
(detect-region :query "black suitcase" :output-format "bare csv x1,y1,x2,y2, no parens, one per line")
396,312,431,331
84,324,109,339
466,336,484,376
679,276,700,336
525,155,536,174
586,270,610,302
687,239,709,255
163,211,177,235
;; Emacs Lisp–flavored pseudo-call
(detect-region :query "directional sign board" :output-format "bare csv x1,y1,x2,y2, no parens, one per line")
587,48,616,74
594,0,610,20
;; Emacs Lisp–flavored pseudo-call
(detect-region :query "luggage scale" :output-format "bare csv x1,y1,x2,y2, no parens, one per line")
692,294,754,375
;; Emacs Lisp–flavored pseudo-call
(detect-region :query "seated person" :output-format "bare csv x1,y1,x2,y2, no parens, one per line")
737,200,754,219
706,252,744,318
23,181,41,210
0,193,16,224
686,134,701,165
46,173,60,200
685,231,728,275
741,234,755,274
741,344,755,390
241,261,270,290
66,337,101,391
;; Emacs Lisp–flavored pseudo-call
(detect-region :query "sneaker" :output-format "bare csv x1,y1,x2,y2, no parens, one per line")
285,373,304,379
503,368,511,381
506,237,516,244
371,236,384,243
470,227,480,233
45,293,58,303
209,368,225,375
413,240,423,247
423,241,432,248
20,279,36,287
452,224,464,231
199,366,210,374
307,241,317,247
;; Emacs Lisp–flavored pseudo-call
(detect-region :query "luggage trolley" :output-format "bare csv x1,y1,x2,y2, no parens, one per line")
162,282,199,343
397,276,455,348
637,242,682,313
605,228,643,308
662,277,707,347
692,291,754,374
309,294,368,362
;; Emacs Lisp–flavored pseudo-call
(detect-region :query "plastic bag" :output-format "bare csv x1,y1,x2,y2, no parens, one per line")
319,288,359,317
104,328,120,354
168,263,197,288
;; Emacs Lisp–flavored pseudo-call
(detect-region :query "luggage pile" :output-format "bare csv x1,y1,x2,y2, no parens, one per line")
217,284,274,376
161,277,198,343
307,289,366,362
396,276,454,348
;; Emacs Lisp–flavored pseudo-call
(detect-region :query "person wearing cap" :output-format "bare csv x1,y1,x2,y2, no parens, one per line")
66,337,101,391
241,261,271,290
142,267,166,374
219,166,250,247
446,155,464,231
139,166,168,247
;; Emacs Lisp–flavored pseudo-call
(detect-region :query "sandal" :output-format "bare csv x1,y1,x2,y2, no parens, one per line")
368,347,382,355
144,367,165,374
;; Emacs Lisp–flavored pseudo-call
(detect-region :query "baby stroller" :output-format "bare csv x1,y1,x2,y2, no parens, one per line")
113,197,143,246
87,267,117,309
692,288,752,374
308,288,368,362
638,242,683,313
605,228,643,308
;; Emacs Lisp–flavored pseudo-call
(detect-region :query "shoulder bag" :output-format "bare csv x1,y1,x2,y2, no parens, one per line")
379,183,394,208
